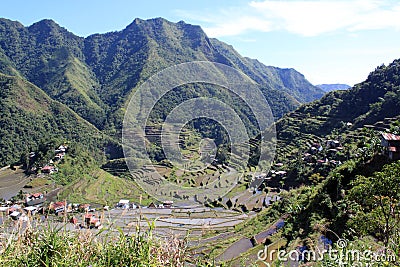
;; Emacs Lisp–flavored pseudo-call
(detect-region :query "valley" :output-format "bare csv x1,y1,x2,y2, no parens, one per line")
0,16,399,267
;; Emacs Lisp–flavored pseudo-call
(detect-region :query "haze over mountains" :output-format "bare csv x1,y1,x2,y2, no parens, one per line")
316,83,351,92
0,17,324,166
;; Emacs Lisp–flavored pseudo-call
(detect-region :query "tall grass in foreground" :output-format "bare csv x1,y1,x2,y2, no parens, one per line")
0,220,200,267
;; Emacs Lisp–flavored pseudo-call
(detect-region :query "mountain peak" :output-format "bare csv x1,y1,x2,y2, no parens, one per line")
28,19,60,30
125,17,171,29
0,18,25,29
27,18,78,40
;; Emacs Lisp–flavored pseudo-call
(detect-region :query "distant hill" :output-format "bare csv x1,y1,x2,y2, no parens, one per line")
316,83,351,92
274,59,400,152
210,39,324,103
0,17,324,165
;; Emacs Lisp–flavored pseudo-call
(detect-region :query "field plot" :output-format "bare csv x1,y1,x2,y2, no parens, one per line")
0,167,30,200
103,206,249,239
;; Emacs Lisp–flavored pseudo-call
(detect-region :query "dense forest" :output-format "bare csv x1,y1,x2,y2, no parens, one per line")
0,17,324,166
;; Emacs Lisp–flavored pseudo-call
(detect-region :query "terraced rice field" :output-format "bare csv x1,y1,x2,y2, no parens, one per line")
0,167,30,200
57,169,154,206
105,206,249,237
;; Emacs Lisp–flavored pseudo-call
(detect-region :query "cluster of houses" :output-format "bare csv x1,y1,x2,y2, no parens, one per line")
300,131,400,170
1,194,175,227
0,198,105,230
0,144,73,221
0,189,102,227
301,131,400,167
0,198,41,222
250,132,400,193
0,192,48,221
249,162,288,190
39,145,68,174
302,140,344,167
0,204,35,222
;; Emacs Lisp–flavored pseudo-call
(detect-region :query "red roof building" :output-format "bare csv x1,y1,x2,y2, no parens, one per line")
49,201,66,214
381,132,400,160
381,132,400,141
41,165,55,173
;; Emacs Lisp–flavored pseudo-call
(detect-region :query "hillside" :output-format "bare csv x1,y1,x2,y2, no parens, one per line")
263,61,400,266
268,59,400,187
203,59,400,266
0,17,323,155
0,73,108,166
274,59,400,237
277,60,400,140
210,38,323,104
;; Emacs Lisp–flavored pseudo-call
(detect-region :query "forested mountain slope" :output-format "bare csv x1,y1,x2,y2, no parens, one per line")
0,17,324,165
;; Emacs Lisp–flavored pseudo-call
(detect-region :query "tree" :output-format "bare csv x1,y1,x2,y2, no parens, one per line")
309,172,324,185
347,162,400,249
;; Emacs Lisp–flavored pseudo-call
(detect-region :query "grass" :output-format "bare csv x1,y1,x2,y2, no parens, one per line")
24,177,51,188
57,169,154,206
0,219,189,267
0,215,231,267
224,183,247,199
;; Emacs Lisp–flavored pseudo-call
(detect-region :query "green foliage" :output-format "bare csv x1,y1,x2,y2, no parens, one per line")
51,144,97,185
0,17,324,168
309,172,324,184
347,162,400,249
0,73,109,166
0,223,191,267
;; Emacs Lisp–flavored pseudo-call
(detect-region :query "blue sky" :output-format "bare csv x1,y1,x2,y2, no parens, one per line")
2,0,400,86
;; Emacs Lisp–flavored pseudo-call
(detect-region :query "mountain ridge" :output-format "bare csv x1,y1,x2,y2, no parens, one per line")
274,59,400,155
0,17,324,165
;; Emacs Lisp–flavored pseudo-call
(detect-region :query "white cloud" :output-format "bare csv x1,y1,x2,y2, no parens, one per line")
179,0,400,37
204,16,273,37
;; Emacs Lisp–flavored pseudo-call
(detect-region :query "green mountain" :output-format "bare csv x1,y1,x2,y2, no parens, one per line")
0,19,108,129
0,73,107,165
277,60,400,141
0,17,323,166
211,38,323,103
262,60,400,263
272,60,400,185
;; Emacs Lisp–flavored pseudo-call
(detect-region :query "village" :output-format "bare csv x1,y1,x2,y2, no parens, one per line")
0,125,399,266
1,129,399,236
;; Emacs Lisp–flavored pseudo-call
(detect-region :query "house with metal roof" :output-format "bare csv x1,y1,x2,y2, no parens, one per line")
381,132,400,160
